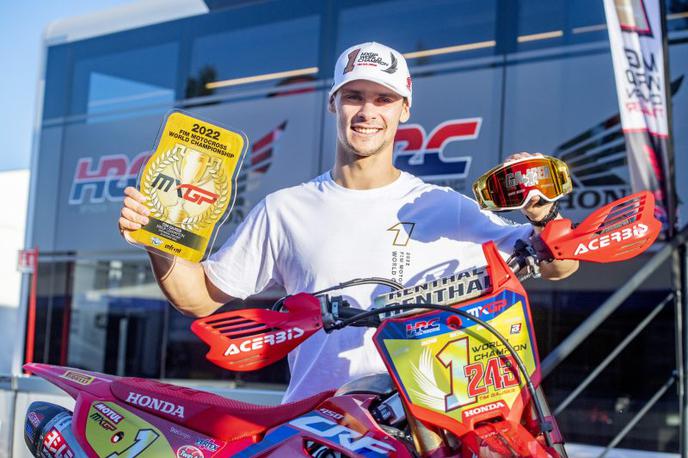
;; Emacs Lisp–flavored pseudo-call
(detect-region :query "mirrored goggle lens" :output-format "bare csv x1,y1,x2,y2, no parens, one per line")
477,157,571,209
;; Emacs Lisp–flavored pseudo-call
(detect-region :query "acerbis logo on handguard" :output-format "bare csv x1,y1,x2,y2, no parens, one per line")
574,223,649,255
290,415,395,454
126,392,185,418
224,327,305,356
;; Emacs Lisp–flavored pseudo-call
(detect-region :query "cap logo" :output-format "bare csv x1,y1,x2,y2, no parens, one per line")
382,53,398,74
343,48,361,74
343,48,398,74
407,77,412,91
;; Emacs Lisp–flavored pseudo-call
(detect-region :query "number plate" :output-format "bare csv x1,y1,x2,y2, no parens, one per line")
374,289,539,429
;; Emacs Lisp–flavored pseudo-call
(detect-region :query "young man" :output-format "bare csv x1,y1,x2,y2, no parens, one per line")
119,42,578,403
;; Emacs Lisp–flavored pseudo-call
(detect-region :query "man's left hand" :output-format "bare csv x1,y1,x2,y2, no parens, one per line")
502,152,556,223
503,152,578,280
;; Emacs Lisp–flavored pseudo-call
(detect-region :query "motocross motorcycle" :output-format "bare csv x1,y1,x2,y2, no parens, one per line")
23,191,660,457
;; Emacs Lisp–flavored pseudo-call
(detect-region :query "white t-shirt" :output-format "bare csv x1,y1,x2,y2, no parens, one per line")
203,171,531,403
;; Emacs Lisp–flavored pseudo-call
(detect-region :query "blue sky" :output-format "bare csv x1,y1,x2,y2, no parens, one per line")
0,1,133,172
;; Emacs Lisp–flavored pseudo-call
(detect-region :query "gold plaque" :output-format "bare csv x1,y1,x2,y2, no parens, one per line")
131,111,247,262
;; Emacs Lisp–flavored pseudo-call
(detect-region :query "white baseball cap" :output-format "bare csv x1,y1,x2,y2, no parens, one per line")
329,42,412,107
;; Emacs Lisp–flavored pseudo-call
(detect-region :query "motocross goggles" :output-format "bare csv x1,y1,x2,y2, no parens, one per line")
473,155,572,211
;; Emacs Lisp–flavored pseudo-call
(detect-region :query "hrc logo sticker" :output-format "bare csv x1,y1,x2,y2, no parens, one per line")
405,318,441,338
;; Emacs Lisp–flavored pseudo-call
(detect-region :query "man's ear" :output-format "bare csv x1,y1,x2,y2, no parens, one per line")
399,100,410,123
328,94,336,113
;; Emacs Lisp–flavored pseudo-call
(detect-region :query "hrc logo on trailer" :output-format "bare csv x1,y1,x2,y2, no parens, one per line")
68,122,286,212
69,152,149,205
393,118,481,181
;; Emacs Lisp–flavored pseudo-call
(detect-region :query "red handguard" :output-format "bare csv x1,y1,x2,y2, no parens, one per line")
191,293,323,371
539,191,661,262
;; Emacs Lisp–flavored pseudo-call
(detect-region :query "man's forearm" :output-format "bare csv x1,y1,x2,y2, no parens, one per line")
539,258,579,280
531,214,579,280
148,251,224,317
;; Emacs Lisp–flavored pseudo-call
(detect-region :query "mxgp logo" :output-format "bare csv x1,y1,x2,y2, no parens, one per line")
151,173,219,205
465,299,508,319
394,118,480,181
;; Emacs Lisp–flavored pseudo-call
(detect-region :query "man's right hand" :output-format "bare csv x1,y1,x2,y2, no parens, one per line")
118,186,150,244
118,186,231,317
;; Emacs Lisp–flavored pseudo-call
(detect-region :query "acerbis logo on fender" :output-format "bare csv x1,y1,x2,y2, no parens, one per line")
224,327,304,356
462,401,507,420
573,223,649,255
126,392,185,418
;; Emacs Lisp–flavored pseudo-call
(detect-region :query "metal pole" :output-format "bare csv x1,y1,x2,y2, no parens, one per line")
679,242,688,457
542,243,672,377
554,294,672,416
542,227,688,378
599,372,677,458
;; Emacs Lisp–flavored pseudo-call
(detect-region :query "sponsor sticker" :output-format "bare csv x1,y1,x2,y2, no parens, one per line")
195,438,221,452
111,432,125,444
177,445,204,458
85,401,173,456
93,402,124,424
89,412,117,432
462,401,508,421
28,411,43,428
406,318,441,338
126,392,186,418
60,370,94,386
42,428,75,458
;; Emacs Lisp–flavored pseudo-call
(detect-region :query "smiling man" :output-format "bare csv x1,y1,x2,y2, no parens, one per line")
118,42,577,403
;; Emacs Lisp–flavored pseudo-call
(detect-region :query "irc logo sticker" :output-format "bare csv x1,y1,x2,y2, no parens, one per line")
393,118,480,181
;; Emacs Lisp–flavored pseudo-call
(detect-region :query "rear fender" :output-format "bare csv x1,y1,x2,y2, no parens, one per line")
23,363,116,400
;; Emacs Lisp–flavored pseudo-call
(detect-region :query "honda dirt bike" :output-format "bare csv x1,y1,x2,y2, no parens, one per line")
24,192,660,457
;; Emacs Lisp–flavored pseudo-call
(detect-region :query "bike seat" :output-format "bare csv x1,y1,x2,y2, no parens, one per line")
110,377,334,442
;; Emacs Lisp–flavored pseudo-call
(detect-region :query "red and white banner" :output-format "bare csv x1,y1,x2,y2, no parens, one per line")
603,0,675,233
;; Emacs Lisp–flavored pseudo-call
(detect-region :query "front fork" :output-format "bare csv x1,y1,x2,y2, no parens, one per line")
400,387,569,457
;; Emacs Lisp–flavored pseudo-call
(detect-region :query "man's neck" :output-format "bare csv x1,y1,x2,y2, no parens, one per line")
332,149,400,190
